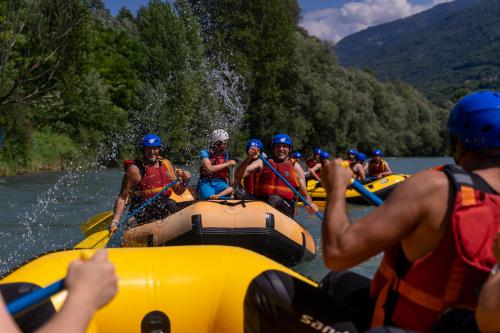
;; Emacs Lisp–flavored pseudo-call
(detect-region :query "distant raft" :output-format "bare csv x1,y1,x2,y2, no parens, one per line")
122,200,316,267
0,246,317,333
307,174,410,205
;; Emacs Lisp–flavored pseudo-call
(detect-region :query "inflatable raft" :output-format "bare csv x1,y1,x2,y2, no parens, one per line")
122,200,315,266
307,174,409,205
0,246,317,333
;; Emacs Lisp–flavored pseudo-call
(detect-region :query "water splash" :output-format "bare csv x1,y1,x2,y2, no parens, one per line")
0,165,117,274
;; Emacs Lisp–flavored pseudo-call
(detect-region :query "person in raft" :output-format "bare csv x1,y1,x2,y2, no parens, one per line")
197,129,236,200
346,148,366,181
235,133,318,217
0,250,117,333
109,133,191,231
290,151,307,188
366,149,392,179
306,147,323,182
234,138,264,201
242,91,500,333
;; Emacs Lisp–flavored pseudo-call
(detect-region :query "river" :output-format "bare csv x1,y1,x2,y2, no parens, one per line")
0,157,453,280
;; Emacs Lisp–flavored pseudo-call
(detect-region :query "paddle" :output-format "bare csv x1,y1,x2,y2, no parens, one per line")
74,178,180,249
81,211,113,236
7,251,93,316
348,178,383,206
7,280,64,316
340,161,384,206
258,154,324,220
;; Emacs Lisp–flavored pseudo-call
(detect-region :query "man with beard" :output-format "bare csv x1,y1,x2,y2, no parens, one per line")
109,133,191,231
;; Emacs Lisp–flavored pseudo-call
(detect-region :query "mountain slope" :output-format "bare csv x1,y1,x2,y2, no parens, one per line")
334,0,500,103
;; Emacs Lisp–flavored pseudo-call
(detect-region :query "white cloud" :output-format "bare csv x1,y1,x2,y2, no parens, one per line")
301,0,452,42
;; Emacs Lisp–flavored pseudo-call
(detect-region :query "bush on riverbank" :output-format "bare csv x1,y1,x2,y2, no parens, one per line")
0,0,450,176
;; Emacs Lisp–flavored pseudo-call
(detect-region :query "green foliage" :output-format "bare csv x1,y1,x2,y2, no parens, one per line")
0,0,450,175
30,131,79,170
335,0,499,106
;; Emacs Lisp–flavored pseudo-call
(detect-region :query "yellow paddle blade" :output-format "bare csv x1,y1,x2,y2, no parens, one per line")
74,230,112,249
81,211,113,236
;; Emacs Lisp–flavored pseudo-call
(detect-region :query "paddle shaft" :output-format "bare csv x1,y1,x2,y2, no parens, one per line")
350,179,384,206
258,154,324,220
7,279,64,316
118,177,180,229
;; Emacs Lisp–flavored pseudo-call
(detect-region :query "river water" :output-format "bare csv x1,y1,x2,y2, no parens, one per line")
0,157,453,280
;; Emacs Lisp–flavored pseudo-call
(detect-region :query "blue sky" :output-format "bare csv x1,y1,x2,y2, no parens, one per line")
103,0,452,42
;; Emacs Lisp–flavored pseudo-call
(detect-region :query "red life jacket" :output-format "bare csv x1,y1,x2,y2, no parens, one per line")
368,158,388,176
255,159,298,202
370,165,500,331
307,159,319,169
124,158,176,200
200,150,229,181
243,172,258,196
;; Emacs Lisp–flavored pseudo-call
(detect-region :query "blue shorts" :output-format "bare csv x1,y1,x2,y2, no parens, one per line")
197,178,229,200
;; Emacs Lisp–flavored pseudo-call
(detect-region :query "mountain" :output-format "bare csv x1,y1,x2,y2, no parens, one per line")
334,0,500,104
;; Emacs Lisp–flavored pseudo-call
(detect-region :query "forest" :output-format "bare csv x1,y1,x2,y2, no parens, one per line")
0,0,449,175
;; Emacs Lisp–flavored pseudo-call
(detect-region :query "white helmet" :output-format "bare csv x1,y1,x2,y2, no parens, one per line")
210,129,229,143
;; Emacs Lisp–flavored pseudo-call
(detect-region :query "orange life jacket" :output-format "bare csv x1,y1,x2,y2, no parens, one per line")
368,158,388,176
255,159,299,203
124,158,176,200
199,150,229,181
370,165,500,331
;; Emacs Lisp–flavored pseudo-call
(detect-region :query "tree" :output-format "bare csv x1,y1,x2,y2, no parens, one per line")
0,0,90,106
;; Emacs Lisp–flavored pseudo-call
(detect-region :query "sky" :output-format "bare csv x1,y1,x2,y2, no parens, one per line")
103,0,453,42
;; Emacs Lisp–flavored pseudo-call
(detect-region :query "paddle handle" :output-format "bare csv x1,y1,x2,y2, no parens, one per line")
7,279,64,316
258,155,324,220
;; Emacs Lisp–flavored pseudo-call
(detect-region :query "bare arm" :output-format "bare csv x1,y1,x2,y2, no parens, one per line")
36,251,117,333
308,163,322,182
169,161,191,195
321,160,447,270
234,147,263,186
0,296,21,333
381,161,393,177
0,251,118,333
295,163,318,213
353,164,366,181
201,158,236,173
110,166,140,231
477,271,500,333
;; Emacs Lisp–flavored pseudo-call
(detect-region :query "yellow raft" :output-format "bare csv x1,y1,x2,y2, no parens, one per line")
122,200,316,267
0,246,316,333
307,174,409,205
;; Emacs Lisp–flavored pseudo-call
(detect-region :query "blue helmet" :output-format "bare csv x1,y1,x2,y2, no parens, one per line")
142,134,162,147
246,138,264,151
320,151,330,160
347,148,357,156
292,151,303,159
373,149,383,157
448,91,500,149
272,133,292,146
313,147,322,155
357,152,367,162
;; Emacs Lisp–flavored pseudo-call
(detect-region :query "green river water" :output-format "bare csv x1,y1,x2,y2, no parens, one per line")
0,157,453,281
